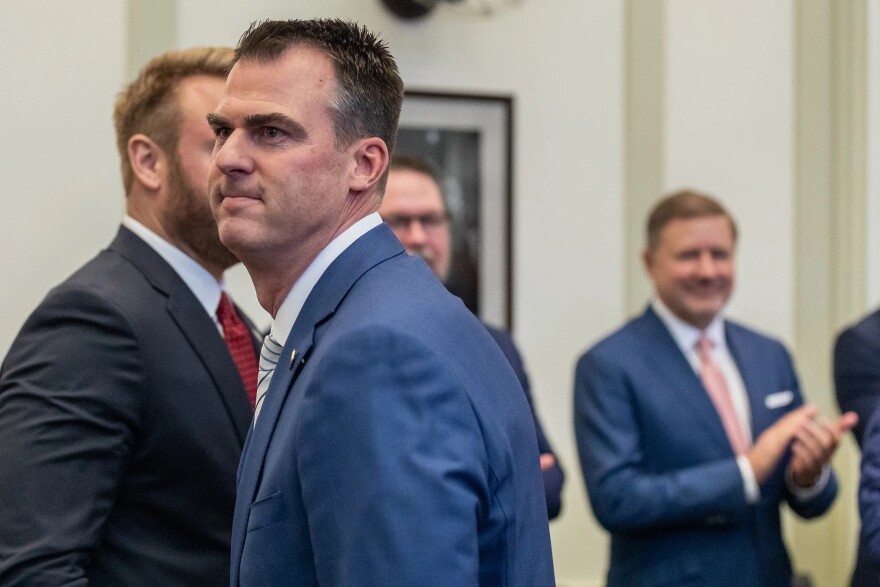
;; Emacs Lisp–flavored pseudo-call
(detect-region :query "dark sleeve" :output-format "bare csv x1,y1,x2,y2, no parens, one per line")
861,407,880,564
834,323,880,448
485,326,564,520
0,287,144,585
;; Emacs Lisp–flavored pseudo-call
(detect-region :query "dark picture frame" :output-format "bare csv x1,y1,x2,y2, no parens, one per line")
395,90,514,329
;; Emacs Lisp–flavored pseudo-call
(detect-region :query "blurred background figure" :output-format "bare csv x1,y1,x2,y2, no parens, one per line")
574,190,856,587
835,309,880,449
840,306,880,587
381,154,564,519
0,47,258,586
856,405,880,586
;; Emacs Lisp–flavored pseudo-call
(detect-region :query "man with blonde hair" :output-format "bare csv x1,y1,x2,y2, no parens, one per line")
0,47,258,585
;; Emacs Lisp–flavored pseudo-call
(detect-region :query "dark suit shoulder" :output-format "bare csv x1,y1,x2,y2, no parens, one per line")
482,323,524,372
0,234,246,586
834,309,880,447
836,308,880,349
62,242,162,303
0,253,151,584
2,255,150,429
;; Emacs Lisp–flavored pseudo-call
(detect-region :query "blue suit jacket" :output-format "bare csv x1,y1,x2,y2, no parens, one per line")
574,307,837,587
484,325,564,519
230,224,555,586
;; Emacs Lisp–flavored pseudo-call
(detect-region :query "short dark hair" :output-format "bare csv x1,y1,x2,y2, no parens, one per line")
646,189,738,251
388,154,448,210
389,154,439,183
233,19,404,159
113,47,233,194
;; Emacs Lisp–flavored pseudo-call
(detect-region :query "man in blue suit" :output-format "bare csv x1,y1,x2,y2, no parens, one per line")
207,19,555,586
574,190,856,587
380,154,564,519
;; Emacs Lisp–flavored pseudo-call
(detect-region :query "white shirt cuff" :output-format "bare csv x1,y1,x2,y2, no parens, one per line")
786,464,832,501
737,454,761,504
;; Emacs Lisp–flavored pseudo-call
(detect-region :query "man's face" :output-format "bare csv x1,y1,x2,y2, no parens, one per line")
163,75,239,271
380,168,451,281
644,215,735,329
208,46,356,268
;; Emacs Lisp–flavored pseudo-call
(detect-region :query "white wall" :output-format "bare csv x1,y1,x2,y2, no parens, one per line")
0,1,126,355
665,0,794,343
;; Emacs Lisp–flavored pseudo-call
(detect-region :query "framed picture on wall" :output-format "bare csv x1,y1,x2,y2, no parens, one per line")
395,90,514,329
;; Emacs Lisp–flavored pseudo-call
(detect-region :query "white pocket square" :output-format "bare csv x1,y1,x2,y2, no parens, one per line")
765,390,794,409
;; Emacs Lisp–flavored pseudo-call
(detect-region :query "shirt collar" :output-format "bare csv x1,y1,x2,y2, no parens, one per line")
271,212,383,345
122,215,224,319
651,297,727,354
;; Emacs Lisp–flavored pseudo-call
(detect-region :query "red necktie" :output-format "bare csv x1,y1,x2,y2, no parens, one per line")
216,292,258,409
696,334,749,455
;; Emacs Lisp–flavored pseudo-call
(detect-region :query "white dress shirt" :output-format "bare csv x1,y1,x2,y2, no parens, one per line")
270,213,382,345
652,299,760,502
651,299,829,502
122,215,225,334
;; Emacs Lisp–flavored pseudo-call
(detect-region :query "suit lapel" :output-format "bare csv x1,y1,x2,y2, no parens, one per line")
110,226,253,444
638,308,733,452
726,324,768,437
165,295,253,443
234,224,405,522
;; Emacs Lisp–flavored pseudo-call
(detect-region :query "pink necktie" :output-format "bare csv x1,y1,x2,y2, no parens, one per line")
696,334,749,455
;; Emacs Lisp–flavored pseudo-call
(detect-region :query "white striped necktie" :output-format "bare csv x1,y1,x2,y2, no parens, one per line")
254,333,283,425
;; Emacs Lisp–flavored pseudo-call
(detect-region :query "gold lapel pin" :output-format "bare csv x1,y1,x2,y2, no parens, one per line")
290,349,297,367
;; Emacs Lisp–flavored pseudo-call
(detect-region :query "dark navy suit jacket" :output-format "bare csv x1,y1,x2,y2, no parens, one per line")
835,308,880,448
574,307,837,587
857,406,880,587
484,324,564,519
0,227,256,585
835,309,880,586
230,224,555,586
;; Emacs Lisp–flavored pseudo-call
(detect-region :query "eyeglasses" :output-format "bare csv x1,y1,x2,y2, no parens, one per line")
383,213,449,233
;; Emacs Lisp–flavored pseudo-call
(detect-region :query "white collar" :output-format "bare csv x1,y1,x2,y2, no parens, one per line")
651,298,727,354
271,212,382,345
122,215,224,318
